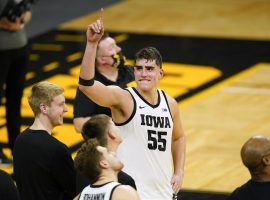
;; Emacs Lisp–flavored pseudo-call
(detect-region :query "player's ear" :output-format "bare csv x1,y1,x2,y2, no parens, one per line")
262,156,270,166
97,56,105,65
40,103,48,114
108,131,116,140
159,69,164,78
100,159,109,168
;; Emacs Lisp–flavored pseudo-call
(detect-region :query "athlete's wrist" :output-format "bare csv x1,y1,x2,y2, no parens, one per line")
173,169,184,176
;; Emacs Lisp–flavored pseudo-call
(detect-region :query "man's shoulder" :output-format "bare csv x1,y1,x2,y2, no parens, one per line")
112,184,138,200
118,171,134,181
118,171,136,189
16,129,47,141
49,136,69,152
159,89,174,101
118,170,131,178
118,66,134,83
227,180,254,200
120,66,134,76
159,89,178,110
120,65,134,73
16,129,67,149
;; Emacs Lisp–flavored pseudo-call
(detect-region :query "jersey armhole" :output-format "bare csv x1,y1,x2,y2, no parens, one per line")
115,88,136,126
109,184,122,200
161,90,173,120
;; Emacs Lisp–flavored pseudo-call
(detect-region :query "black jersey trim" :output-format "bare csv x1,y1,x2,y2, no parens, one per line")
115,88,137,126
90,181,114,188
109,184,122,200
161,90,173,121
132,87,160,108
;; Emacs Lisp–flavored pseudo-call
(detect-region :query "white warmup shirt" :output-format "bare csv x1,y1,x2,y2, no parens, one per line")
117,87,174,200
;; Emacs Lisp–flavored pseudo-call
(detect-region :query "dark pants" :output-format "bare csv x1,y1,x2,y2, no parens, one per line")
0,45,28,152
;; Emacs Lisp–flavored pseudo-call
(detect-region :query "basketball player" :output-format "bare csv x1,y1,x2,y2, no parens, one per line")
78,9,186,199
74,139,139,200
76,114,136,193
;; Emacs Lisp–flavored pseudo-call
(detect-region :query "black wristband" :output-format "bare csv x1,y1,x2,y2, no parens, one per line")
79,77,95,86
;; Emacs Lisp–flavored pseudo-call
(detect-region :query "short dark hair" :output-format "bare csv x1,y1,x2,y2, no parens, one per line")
135,47,162,68
81,114,111,146
241,136,270,179
74,139,102,184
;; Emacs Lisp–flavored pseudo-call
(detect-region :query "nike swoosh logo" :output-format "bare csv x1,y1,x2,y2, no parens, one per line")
139,106,146,109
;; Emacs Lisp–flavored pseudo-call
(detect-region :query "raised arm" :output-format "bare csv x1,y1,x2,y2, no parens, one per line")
78,9,127,109
168,95,186,194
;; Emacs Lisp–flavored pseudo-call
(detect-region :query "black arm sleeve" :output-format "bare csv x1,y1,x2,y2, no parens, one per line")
118,171,137,190
51,145,76,200
73,88,98,118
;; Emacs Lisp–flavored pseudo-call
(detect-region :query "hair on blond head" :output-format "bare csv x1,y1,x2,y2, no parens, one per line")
28,81,64,116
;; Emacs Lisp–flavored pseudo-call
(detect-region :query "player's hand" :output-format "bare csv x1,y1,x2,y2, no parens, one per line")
0,17,22,32
171,172,183,193
86,8,104,43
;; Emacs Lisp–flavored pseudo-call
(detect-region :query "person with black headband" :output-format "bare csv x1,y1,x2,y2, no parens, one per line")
73,32,134,133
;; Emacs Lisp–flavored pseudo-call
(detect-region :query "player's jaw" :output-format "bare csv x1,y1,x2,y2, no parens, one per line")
136,74,159,91
136,78,152,90
49,113,64,127
134,59,161,91
57,114,64,125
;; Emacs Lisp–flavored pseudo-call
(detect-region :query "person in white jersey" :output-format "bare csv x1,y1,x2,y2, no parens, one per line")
74,139,139,200
78,8,186,200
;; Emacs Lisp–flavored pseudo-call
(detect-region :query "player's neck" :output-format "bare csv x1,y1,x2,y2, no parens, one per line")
107,142,118,152
252,173,270,182
30,116,53,134
93,171,118,185
97,65,118,82
136,87,159,105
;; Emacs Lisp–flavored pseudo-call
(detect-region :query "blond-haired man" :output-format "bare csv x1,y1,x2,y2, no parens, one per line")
13,81,76,200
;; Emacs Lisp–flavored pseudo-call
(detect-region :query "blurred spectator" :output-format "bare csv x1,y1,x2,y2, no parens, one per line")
0,169,20,200
0,0,32,165
227,135,270,200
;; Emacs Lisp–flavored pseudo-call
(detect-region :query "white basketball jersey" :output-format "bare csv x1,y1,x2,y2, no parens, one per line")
79,182,120,200
117,87,174,200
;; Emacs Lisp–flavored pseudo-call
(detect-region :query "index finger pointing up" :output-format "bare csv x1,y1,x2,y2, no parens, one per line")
99,8,104,25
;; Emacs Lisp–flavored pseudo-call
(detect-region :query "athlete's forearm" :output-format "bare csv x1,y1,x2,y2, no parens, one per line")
80,42,98,80
172,134,186,176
